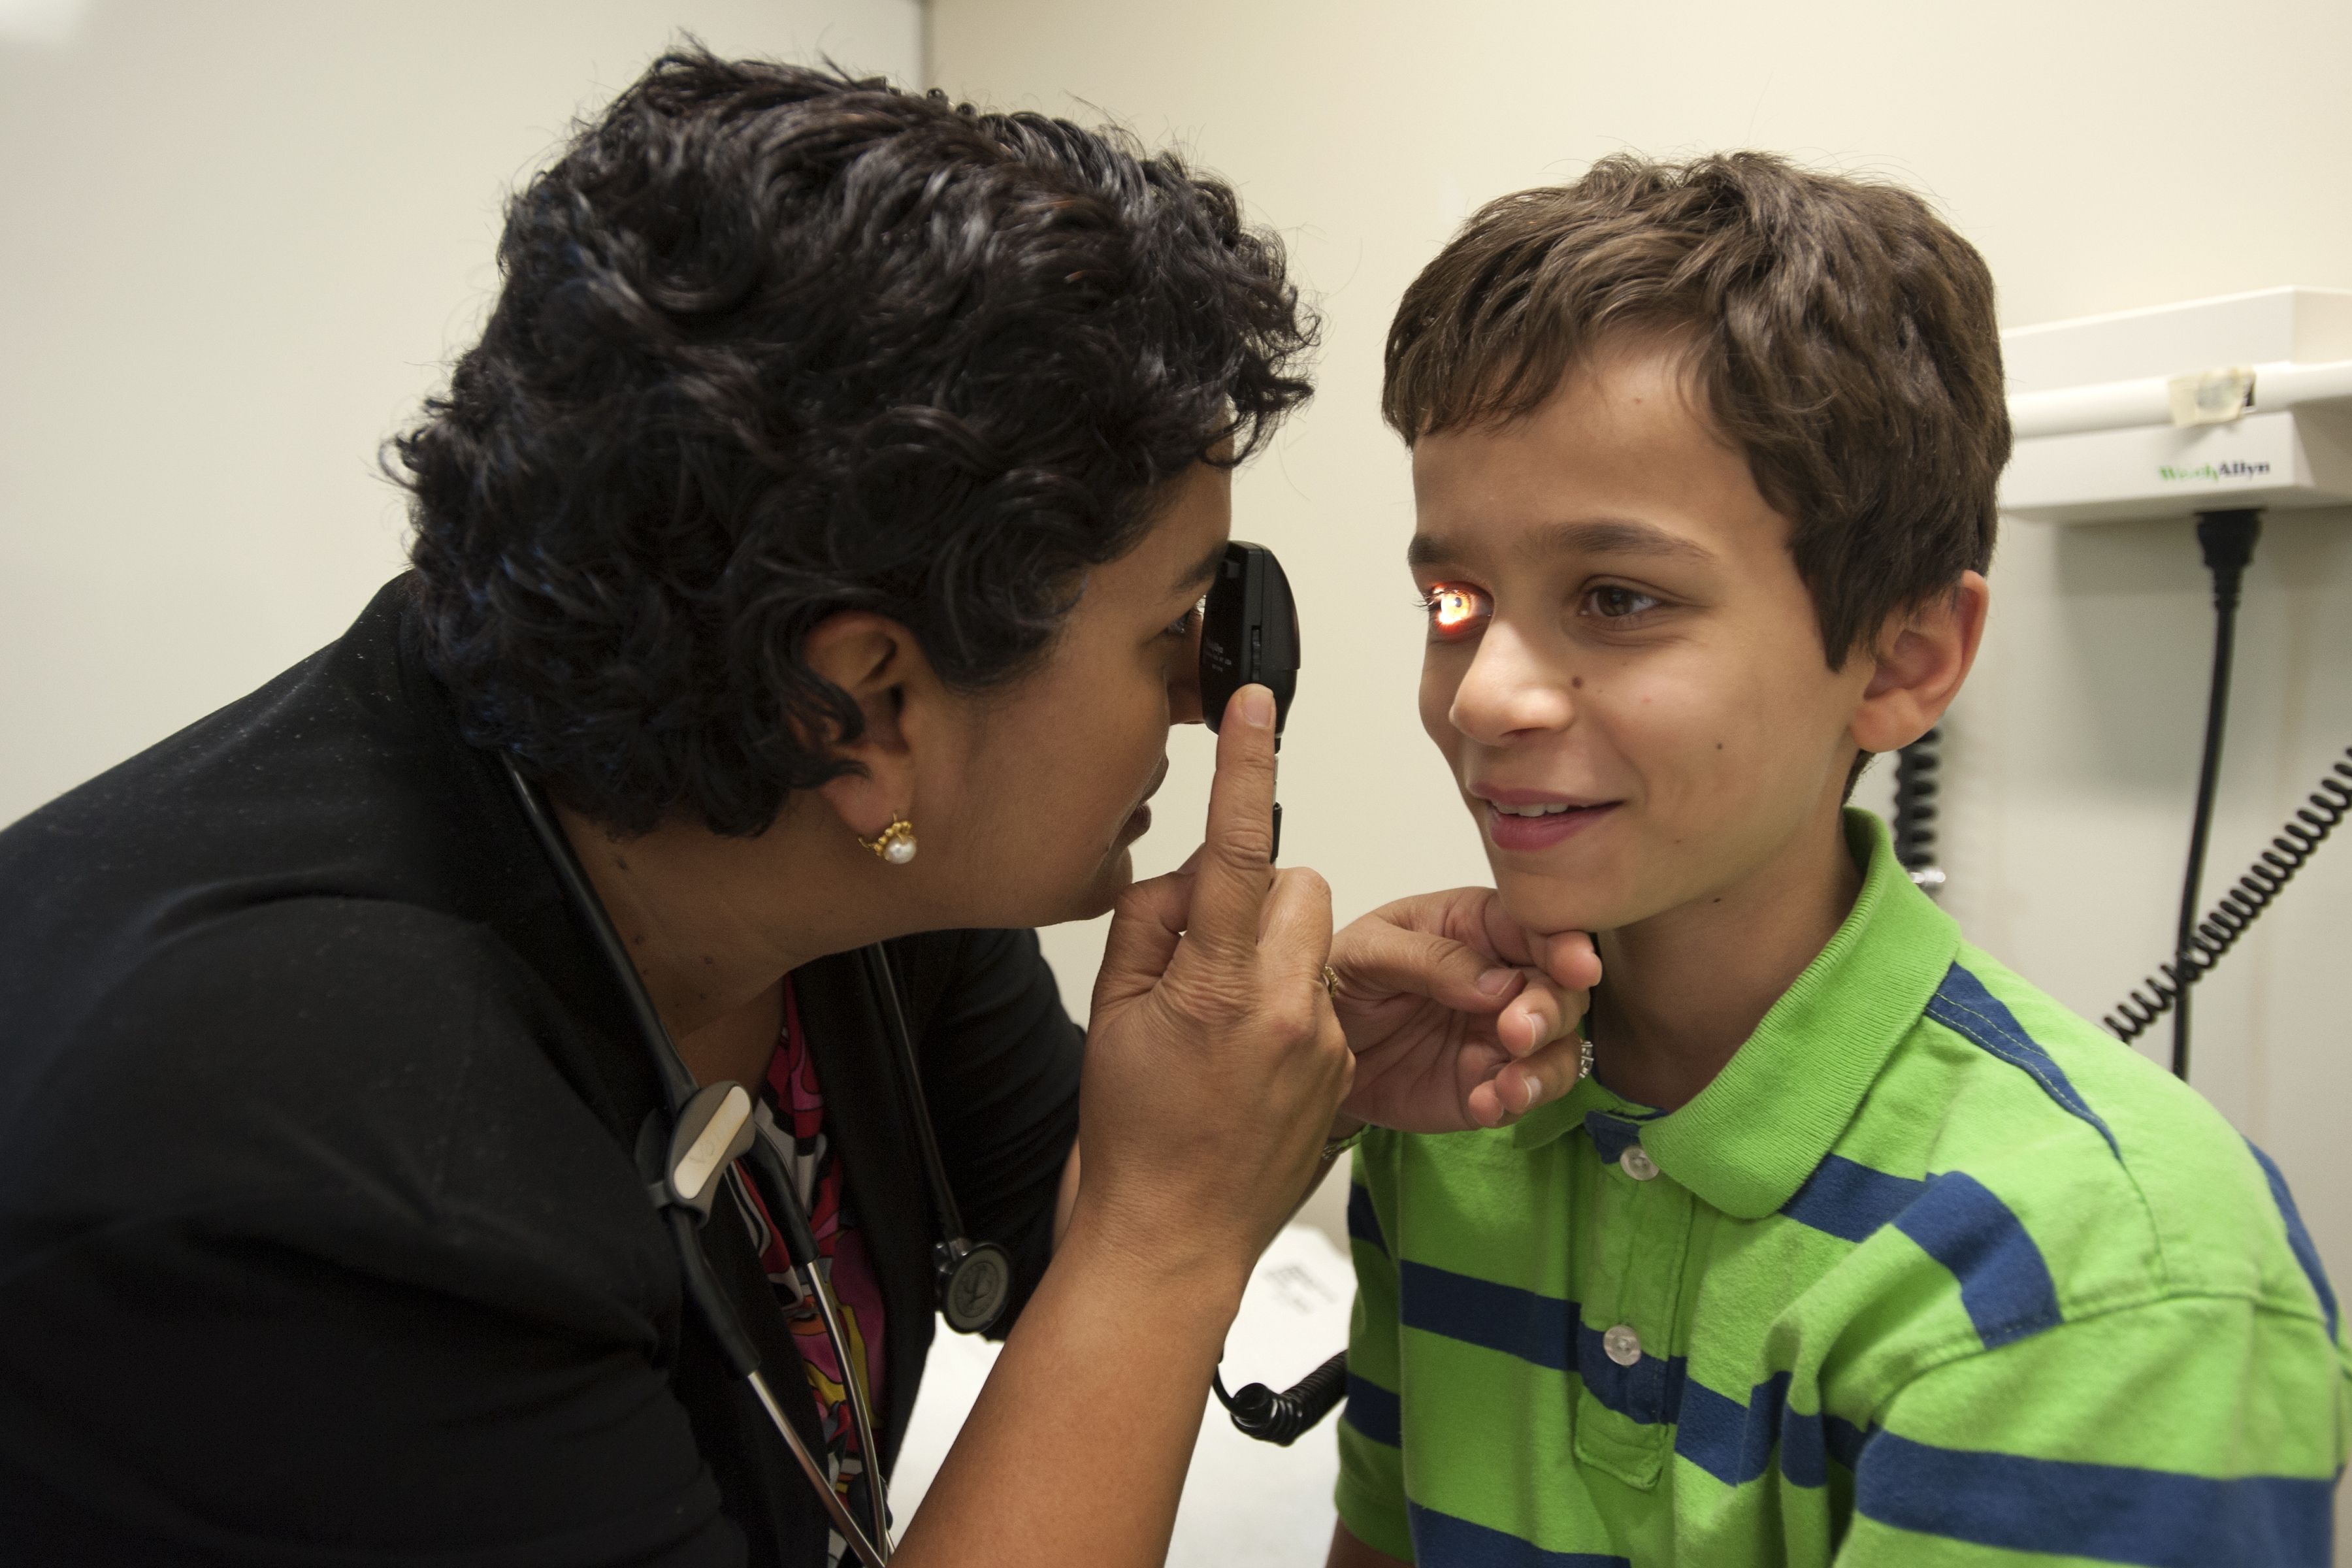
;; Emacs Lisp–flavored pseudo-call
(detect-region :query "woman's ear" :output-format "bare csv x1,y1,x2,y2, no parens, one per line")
1850,570,1990,755
798,612,946,844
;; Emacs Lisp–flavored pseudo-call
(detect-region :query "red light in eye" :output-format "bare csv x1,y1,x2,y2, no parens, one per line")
1431,585,1489,636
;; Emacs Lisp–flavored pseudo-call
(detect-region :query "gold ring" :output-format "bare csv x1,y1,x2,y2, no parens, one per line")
1322,964,1341,1000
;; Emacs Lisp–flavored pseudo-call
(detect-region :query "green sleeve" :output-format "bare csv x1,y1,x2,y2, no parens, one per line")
1335,1139,1415,1562
1835,1292,2348,1566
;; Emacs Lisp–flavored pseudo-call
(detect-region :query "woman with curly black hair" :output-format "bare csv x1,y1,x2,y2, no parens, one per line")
0,49,1592,1568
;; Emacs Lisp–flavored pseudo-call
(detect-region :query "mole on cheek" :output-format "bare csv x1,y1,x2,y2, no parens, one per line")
1571,677,1584,690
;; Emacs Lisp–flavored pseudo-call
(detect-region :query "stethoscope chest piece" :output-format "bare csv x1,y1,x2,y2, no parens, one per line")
935,1239,1013,1335
664,1083,757,1217
507,758,900,1565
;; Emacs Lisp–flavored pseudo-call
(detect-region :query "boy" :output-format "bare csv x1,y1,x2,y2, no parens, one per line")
1329,155,2349,1566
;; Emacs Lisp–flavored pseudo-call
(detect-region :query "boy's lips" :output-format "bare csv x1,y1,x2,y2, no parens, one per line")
1471,786,1620,852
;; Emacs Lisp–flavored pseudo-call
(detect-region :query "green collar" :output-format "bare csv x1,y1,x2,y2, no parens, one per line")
1512,808,1959,1219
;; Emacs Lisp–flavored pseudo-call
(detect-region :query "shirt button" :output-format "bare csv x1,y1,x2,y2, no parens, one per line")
1603,1324,1642,1366
1620,1145,1659,1181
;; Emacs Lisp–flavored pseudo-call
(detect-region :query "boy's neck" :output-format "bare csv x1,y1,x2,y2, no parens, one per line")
1587,801,1865,1113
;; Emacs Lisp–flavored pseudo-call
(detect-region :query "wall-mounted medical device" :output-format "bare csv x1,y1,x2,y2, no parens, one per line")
1997,287,2352,1082
2002,286,2352,523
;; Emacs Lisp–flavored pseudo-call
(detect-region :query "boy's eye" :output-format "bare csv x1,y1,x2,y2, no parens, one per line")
1583,585,1661,621
1422,583,1492,640
1163,600,1201,639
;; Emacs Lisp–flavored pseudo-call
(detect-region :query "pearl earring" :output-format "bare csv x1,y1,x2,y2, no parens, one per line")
858,817,918,866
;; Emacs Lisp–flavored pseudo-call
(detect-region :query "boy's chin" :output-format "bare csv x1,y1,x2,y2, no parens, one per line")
1489,866,1645,941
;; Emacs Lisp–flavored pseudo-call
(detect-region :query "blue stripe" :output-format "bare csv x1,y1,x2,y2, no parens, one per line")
1892,1171,2062,1348
1399,1261,1570,1370
1856,1433,2332,1568
1571,1318,1685,1425
1823,1414,1874,1472
1781,1152,1928,1243
1675,1371,1844,1488
1776,1389,1826,1488
1926,964,2120,1158
1676,1371,1880,1487
1400,1252,1886,1491
1582,1111,1645,1166
1341,1371,1401,1448
1408,1504,1629,1567
2246,1139,2341,1340
1346,1182,1387,1256
1674,1373,1780,1486
1399,1262,1686,1424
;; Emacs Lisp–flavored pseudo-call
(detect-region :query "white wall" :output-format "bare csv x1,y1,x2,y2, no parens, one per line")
0,0,921,826
932,0,2352,1423
7,0,2345,1527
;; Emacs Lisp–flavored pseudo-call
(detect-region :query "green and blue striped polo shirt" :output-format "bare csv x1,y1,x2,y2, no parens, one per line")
1339,809,2349,1566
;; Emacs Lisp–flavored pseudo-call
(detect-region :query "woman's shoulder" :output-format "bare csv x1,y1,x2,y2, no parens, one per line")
2,895,668,1313
0,890,724,1565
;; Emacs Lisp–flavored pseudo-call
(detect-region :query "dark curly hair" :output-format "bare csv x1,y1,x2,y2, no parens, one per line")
395,48,1314,836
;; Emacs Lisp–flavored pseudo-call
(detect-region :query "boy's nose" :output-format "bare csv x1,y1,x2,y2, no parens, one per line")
1448,623,1575,743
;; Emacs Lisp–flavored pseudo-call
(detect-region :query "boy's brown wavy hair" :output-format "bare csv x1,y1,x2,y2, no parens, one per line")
1384,152,2008,669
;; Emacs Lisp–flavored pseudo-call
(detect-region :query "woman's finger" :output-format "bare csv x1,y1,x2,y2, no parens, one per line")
1252,864,1336,989
1168,685,1279,985
1330,907,1527,1012
1470,1032,1593,1126
1536,929,1603,991
1091,866,1194,1014
1497,973,1569,1057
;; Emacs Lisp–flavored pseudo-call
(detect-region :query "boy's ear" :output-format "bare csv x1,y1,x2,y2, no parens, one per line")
798,611,945,843
1850,571,1990,755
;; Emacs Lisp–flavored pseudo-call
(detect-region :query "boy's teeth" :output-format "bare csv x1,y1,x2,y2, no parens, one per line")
1496,802,1574,817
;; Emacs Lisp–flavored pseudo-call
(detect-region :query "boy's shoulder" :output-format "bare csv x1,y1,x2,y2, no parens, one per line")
1356,930,2335,1345
1866,943,2333,1330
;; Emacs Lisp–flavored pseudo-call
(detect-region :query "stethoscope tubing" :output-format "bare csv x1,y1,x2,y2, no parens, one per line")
750,1366,890,1568
743,1134,892,1552
860,945,968,1241
504,760,894,1564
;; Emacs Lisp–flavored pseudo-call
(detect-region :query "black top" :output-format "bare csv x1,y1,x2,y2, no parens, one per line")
0,579,1083,1566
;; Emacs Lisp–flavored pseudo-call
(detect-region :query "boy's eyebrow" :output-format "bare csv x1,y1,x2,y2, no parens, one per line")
1407,518,1718,569
1533,518,1718,565
1405,533,1456,567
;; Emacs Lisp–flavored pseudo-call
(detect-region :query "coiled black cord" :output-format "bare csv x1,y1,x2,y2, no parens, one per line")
1213,1351,1349,1446
1892,726,1944,895
2104,743,2352,1046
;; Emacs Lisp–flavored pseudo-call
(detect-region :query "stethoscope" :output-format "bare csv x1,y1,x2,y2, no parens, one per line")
504,760,1012,1568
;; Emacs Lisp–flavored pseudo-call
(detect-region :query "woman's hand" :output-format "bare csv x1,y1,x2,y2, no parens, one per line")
896,684,1347,1568
1327,889,1600,1132
1075,684,1354,1277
